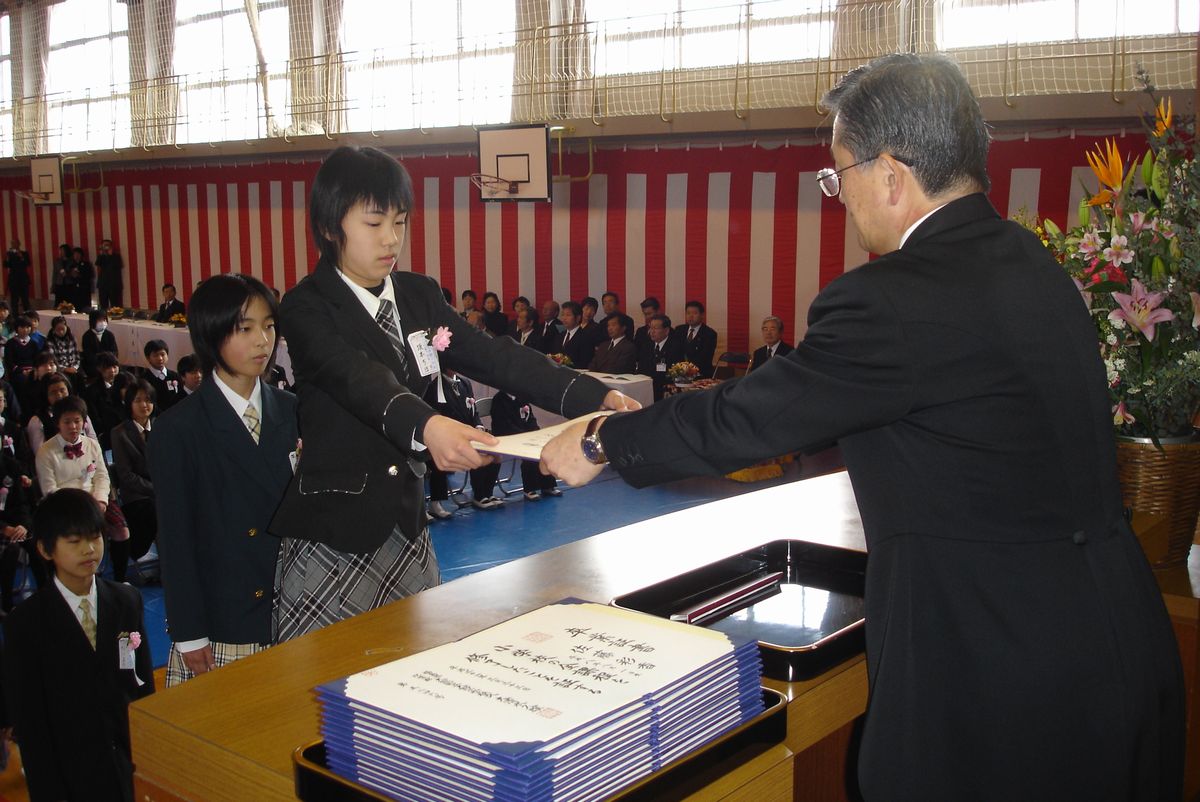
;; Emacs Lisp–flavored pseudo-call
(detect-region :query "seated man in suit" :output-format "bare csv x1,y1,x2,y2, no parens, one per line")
509,307,543,351
633,297,660,351
154,283,186,323
589,314,636,374
557,301,592,368
674,300,718,378
749,316,793,372
537,300,563,352
636,313,683,401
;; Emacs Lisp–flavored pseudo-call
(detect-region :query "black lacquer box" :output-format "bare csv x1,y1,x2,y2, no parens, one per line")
611,539,866,682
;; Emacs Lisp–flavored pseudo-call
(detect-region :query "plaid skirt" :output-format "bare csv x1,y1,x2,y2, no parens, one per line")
272,525,440,643
164,640,267,687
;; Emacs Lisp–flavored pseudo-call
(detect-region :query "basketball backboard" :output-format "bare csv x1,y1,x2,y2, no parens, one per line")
29,156,63,206
474,124,551,203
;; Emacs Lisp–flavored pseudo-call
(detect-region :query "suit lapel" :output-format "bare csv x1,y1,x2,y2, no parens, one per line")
256,386,294,497
95,580,122,674
43,584,99,665
390,273,435,393
312,262,409,381
198,379,281,498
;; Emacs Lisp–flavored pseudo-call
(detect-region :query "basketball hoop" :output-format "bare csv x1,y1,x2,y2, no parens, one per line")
469,173,518,195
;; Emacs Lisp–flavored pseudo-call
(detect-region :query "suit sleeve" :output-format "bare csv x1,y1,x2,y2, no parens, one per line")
146,416,210,643
3,610,69,801
600,270,913,486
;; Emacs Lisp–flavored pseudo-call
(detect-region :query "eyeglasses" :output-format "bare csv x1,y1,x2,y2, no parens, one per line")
815,154,911,198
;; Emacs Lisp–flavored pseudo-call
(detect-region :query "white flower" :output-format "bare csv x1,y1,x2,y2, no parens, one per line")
1111,316,1127,330
1114,358,1126,371
1143,379,1155,387
1127,386,1141,395
1106,334,1118,345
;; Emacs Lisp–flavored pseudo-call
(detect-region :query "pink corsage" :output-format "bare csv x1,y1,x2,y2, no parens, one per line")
2,435,11,451
129,631,142,649
430,326,452,352
85,463,97,475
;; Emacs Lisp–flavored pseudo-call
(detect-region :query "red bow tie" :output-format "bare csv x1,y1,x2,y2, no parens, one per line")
64,442,84,459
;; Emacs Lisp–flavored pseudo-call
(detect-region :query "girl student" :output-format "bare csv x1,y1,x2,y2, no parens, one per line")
269,145,634,641
147,274,298,685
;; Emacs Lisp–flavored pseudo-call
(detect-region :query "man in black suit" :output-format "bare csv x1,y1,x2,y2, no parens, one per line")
588,314,636,374
96,238,124,310
556,301,592,368
509,307,543,351
633,297,660,351
748,316,793,372
635,313,683,401
4,239,30,313
154,283,186,322
536,300,563,352
543,53,1184,800
674,300,718,378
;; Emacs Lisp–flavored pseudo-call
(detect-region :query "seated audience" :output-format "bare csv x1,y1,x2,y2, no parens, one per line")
460,289,477,317
2,488,154,802
45,315,81,382
589,314,637,374
749,316,793,372
490,392,560,501
27,311,46,349
27,372,99,457
3,316,41,383
675,300,718,378
177,354,203,396
83,353,127,453
481,291,508,337
537,300,563,352
424,371,503,518
556,301,592,369
636,313,684,401
17,352,59,417
634,297,661,351
577,296,604,352
509,307,543,350
0,413,34,613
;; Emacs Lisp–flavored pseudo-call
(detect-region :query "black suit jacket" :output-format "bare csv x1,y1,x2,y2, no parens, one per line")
154,298,186,323
599,194,1184,798
81,328,119,377
148,378,297,644
141,367,188,413
4,580,154,802
271,261,609,553
748,342,793,373
509,327,544,352
111,419,153,505
636,336,685,401
674,323,718,378
558,327,593,369
536,319,564,353
589,337,636,374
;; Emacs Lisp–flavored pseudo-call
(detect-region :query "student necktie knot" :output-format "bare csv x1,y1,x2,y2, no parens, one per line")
63,441,84,459
243,403,261,444
78,597,97,649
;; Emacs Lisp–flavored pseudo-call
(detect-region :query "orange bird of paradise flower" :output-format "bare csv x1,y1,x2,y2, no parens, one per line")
1086,138,1124,206
1153,97,1173,137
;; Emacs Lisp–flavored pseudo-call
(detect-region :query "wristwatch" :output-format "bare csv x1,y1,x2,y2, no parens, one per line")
581,415,608,465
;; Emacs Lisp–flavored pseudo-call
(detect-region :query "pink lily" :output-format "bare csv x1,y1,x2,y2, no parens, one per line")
1078,229,1104,257
1112,402,1135,426
1190,291,1200,329
1128,211,1149,234
1071,276,1093,309
430,326,452,352
1102,234,1134,267
1108,279,1175,341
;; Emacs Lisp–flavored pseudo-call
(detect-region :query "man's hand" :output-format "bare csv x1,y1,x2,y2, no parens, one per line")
602,390,641,412
540,418,606,487
422,414,499,472
181,644,215,676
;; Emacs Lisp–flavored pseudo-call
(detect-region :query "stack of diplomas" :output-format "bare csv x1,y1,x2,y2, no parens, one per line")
316,601,764,801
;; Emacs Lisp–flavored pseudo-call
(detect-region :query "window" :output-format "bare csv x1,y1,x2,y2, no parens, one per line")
44,0,129,152
938,0,1199,49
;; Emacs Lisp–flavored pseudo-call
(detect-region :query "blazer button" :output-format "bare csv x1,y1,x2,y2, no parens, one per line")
388,465,399,476
1071,531,1087,545
248,528,257,537
254,589,265,599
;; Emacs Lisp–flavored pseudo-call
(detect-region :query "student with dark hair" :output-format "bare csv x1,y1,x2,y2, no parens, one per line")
81,309,119,377
35,396,110,510
3,488,154,802
96,238,124,310
51,244,72,307
480,291,508,337
675,300,718,378
599,291,621,324
26,372,99,457
3,240,30,314
17,351,59,417
154,283,185,323
140,338,186,413
3,316,41,382
111,379,158,576
147,273,298,685
271,144,625,641
633,297,661,351
460,289,477,317
176,354,203,396
83,352,125,452
0,395,34,613
577,296,604,352
45,314,81,381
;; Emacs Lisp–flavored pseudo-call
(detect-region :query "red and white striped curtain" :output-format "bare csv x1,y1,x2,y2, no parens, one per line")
0,133,1108,352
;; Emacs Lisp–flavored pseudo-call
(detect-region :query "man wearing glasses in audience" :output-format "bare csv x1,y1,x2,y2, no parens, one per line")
543,53,1184,800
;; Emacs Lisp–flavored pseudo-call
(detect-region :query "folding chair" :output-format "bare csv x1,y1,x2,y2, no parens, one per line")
713,352,750,380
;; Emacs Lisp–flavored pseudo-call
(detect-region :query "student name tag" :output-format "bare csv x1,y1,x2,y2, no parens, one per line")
407,331,440,378
656,363,667,372
118,638,135,670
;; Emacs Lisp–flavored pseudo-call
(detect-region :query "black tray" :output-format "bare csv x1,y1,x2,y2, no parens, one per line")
293,688,787,802
611,539,866,681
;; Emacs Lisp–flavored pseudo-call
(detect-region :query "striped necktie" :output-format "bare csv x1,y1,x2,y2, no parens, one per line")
243,403,261,444
375,298,409,374
79,597,97,649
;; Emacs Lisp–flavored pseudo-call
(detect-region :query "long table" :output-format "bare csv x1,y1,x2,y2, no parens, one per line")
129,471,869,801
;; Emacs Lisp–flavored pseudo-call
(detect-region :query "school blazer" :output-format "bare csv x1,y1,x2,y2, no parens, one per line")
111,419,153,505
3,580,154,802
271,261,610,553
147,378,298,645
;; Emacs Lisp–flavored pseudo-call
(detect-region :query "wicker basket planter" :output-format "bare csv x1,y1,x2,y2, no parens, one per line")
1115,434,1200,568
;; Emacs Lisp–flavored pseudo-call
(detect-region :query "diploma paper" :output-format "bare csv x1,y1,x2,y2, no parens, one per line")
470,411,613,461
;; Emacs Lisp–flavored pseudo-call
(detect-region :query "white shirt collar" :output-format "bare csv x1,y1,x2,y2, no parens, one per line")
55,573,97,622
212,371,263,420
610,335,625,346
899,203,948,249
134,418,152,434
336,267,397,318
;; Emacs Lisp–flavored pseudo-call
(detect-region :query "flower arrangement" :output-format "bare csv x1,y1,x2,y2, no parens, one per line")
169,313,187,326
667,361,700,381
548,352,573,368
1038,85,1200,440
108,306,125,318
56,302,74,314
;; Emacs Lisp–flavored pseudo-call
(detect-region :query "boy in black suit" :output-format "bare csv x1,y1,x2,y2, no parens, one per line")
140,339,187,412
424,371,502,517
490,392,559,501
3,316,41,383
3,488,154,802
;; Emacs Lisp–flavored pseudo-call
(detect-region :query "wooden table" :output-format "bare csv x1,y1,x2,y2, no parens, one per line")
129,472,869,801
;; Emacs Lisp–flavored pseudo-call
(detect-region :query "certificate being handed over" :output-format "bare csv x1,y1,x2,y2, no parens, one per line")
471,410,613,461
